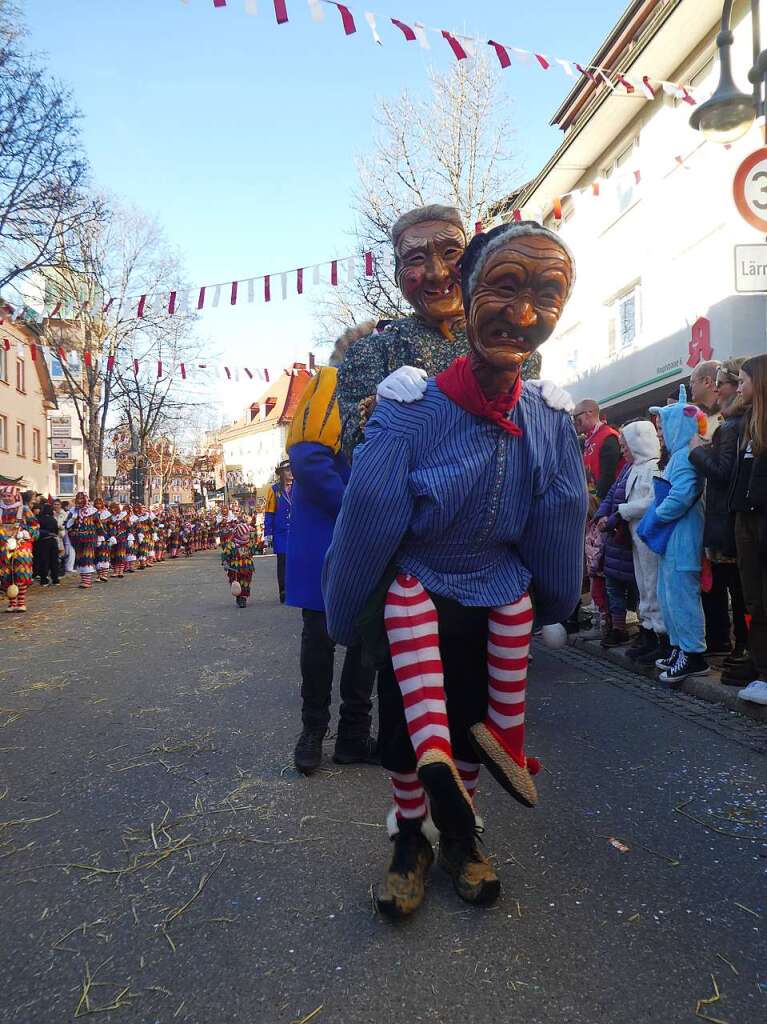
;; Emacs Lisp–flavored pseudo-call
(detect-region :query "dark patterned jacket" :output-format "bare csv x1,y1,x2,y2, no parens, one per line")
336,316,542,456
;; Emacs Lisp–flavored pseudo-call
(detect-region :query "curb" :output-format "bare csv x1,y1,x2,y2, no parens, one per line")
571,636,767,724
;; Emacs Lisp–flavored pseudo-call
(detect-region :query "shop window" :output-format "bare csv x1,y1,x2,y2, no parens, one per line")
57,462,75,496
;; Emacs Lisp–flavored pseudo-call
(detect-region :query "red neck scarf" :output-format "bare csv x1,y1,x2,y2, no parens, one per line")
436,356,523,436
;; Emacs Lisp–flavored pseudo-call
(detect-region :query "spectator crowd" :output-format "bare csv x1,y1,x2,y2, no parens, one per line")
571,354,767,706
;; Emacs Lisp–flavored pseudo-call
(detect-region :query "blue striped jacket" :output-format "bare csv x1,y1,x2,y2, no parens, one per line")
322,380,588,646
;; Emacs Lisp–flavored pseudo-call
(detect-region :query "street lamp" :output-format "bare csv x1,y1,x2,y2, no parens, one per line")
690,0,762,143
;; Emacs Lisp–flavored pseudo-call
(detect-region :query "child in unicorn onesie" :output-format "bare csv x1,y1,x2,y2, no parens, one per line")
640,386,707,685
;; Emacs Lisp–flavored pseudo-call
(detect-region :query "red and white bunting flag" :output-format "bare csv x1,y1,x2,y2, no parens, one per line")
264,369,270,382
592,181,600,197
442,30,468,60
57,345,66,361
599,71,617,92
180,362,187,379
488,40,511,69
50,301,62,317
633,169,641,185
552,197,563,220
213,0,227,7
197,286,206,310
556,58,574,77
511,48,531,64
364,12,382,45
309,352,316,369
168,291,177,315
244,367,253,378
231,281,238,305
247,278,255,303
534,53,550,70
103,297,115,315
137,295,147,319
391,17,415,41
616,74,635,94
264,275,271,302
330,259,338,286
280,273,287,300
512,209,522,223
681,88,696,106
245,0,258,14
157,360,163,378
224,366,231,379
334,3,356,34
212,284,222,308
312,264,321,286
297,268,304,294
133,359,139,374
474,221,483,235
413,21,429,49
307,0,324,20
1,338,9,352
641,76,656,99
364,251,374,276
107,355,115,371
346,257,355,282
29,342,37,361
575,63,598,84
273,0,288,23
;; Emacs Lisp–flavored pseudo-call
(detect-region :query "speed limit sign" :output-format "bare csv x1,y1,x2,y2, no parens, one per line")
733,148,767,232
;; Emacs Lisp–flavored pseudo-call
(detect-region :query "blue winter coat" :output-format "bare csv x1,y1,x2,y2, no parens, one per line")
596,465,636,584
285,442,350,612
263,483,291,555
649,391,705,572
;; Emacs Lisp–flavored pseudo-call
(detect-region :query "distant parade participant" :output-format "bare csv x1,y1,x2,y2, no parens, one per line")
134,503,153,570
167,514,181,559
109,502,129,578
93,498,112,583
264,461,292,603
68,492,100,589
181,516,194,557
1,485,38,612
125,506,139,573
222,521,258,608
155,510,167,562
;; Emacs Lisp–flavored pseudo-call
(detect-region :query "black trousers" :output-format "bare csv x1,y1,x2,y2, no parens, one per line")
276,553,286,603
378,594,489,774
300,609,375,739
37,537,60,584
703,561,748,650
735,513,767,674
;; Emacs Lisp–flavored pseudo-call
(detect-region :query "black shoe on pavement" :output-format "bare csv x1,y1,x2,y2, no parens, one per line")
706,643,732,657
236,595,247,608
438,832,500,907
601,628,631,648
294,728,326,775
376,819,434,920
723,647,751,667
332,735,381,765
659,651,709,686
626,627,656,660
655,645,679,671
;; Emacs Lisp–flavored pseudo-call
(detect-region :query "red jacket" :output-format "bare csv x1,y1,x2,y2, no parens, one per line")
583,422,624,499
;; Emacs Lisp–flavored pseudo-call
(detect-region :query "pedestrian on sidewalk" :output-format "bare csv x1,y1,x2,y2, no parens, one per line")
287,327,379,775
729,356,767,706
36,503,61,586
595,437,638,648
689,358,750,678
638,387,708,685
613,420,668,664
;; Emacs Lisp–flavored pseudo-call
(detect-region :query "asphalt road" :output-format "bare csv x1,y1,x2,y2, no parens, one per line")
1,551,766,1024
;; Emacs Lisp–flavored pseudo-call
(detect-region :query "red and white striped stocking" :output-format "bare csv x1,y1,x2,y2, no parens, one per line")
384,575,451,764
80,572,93,589
16,582,28,609
390,771,427,823
485,594,536,770
455,760,481,803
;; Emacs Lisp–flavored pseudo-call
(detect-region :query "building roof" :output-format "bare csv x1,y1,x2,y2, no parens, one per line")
219,364,313,439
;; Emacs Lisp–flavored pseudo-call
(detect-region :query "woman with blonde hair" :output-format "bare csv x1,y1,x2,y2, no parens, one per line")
729,355,767,705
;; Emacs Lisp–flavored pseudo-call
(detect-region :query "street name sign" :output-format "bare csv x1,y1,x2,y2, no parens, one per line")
735,244,767,292
733,148,767,233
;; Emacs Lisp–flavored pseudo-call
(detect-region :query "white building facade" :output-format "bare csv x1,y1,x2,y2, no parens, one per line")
511,0,767,421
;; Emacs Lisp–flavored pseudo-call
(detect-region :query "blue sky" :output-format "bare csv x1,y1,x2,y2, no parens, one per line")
22,0,628,417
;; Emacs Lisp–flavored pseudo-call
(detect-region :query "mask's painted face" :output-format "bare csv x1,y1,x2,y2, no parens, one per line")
75,492,88,508
395,219,466,326
109,503,120,514
468,234,573,371
94,498,105,510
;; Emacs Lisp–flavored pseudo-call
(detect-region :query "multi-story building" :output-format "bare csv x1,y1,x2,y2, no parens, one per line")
217,363,313,493
0,319,57,493
505,0,767,423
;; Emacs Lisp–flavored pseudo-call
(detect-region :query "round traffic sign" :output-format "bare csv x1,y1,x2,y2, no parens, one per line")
733,148,767,232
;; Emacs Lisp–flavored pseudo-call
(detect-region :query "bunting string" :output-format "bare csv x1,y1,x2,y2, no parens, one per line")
190,0,700,104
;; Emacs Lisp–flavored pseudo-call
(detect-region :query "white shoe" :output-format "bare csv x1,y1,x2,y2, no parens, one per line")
737,679,767,705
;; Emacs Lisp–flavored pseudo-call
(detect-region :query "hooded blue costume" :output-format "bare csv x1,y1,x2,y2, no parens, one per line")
640,386,706,656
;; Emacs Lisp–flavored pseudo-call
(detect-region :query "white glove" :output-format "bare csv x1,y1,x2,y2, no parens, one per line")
137,532,144,543
127,533,135,544
528,379,575,414
109,536,117,546
18,530,30,542
97,536,105,544
376,365,428,404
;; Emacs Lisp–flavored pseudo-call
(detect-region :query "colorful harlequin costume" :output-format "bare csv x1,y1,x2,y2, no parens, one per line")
133,506,153,569
93,499,112,582
222,522,258,607
1,486,39,612
286,365,376,762
67,492,100,589
109,504,129,577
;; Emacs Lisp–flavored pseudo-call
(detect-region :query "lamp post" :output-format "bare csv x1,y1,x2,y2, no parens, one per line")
690,0,764,143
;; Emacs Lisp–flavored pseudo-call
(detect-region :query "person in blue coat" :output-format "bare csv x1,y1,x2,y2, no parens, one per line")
286,325,379,774
263,461,292,602
641,386,708,684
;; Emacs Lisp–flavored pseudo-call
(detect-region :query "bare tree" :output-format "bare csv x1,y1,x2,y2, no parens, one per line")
44,199,201,497
0,0,100,292
316,53,522,336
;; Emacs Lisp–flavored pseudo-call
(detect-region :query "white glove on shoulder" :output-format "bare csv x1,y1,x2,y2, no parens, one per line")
376,365,428,404
528,379,575,414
